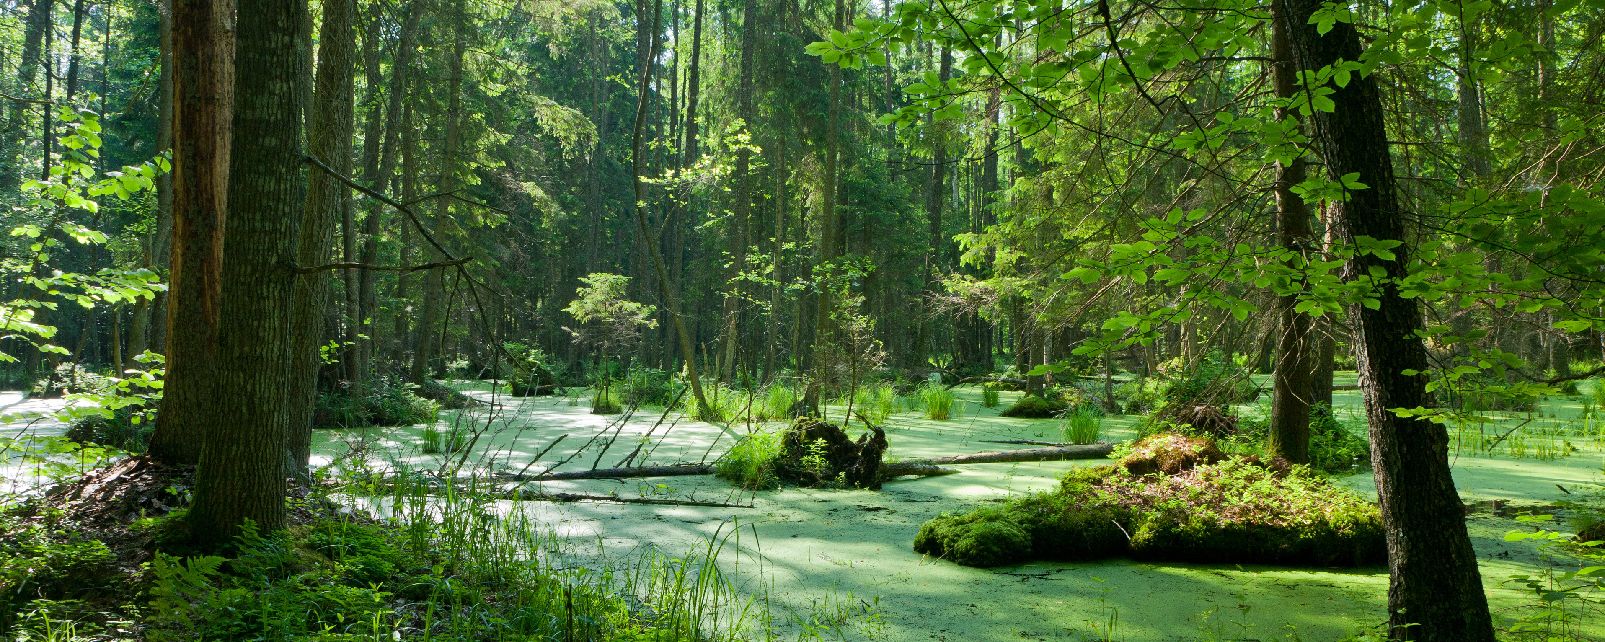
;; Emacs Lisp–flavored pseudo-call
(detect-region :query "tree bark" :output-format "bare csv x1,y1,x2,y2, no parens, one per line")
1280,0,1494,637
804,0,847,412
1267,1,1314,464
188,0,310,547
719,0,753,381
410,3,467,385
148,0,235,466
289,0,356,474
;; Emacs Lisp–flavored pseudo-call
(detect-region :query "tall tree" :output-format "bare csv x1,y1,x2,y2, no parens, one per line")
187,0,310,547
289,0,356,473
1281,0,1494,637
148,0,235,466
1266,0,1315,464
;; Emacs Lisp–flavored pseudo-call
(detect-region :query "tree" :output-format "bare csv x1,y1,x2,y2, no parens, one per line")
563,272,657,409
148,0,234,466
186,0,310,547
1279,0,1494,636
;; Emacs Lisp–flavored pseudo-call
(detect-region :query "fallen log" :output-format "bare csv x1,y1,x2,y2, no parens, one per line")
500,463,715,482
891,443,1113,467
505,489,752,508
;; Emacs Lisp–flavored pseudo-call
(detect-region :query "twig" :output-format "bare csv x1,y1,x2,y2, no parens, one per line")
294,257,470,274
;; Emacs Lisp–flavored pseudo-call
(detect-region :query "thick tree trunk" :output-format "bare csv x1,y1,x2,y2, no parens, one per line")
148,0,235,466
1280,0,1494,637
189,0,310,547
1267,2,1314,464
129,0,177,360
289,0,356,474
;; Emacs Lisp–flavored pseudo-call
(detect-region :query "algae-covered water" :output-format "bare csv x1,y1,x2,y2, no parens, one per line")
310,380,1605,641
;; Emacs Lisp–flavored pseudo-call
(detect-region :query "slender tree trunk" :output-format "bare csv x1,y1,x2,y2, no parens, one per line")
805,0,847,412
1,0,53,198
148,0,235,466
1281,0,1493,637
129,0,176,360
1267,1,1314,464
629,0,710,415
289,0,355,474
719,0,753,381
410,5,466,385
189,0,310,547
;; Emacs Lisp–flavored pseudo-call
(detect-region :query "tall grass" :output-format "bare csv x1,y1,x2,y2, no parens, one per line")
920,384,956,420
853,384,898,425
757,385,798,422
686,383,749,423
1062,408,1103,445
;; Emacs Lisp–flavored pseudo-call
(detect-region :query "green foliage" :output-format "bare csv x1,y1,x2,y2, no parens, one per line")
1156,352,1259,409
590,385,623,414
851,383,898,425
684,383,748,423
918,384,955,420
1227,404,1370,473
1061,408,1103,445
981,384,1001,408
0,512,117,631
623,367,681,408
715,432,782,490
314,377,440,428
502,341,561,396
757,384,799,422
915,460,1385,568
999,394,1067,419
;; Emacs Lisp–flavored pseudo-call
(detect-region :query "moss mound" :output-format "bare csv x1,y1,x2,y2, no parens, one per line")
1118,433,1225,476
914,446,1385,568
999,394,1067,418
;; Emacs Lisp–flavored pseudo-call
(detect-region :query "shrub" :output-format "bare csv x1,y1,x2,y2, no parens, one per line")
914,458,1385,568
1061,408,1102,445
919,384,955,420
314,377,440,428
622,367,680,408
981,385,1001,408
31,363,114,398
1156,351,1259,408
65,408,152,452
715,432,782,490
590,386,622,414
504,342,560,396
1307,403,1369,472
999,394,1066,418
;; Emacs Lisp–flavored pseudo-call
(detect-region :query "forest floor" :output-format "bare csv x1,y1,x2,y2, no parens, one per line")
305,378,1605,642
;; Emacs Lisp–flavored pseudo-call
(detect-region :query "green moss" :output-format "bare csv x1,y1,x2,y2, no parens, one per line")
913,507,1032,567
999,395,1067,418
913,458,1386,568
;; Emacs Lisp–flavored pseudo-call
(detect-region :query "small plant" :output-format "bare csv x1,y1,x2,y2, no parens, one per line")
1062,408,1102,445
590,386,622,414
715,432,782,490
919,384,956,420
758,385,798,422
421,426,443,454
981,385,1001,408
853,384,897,426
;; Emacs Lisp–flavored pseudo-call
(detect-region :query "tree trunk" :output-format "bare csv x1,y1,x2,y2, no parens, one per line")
188,0,310,547
129,0,177,360
719,0,753,381
410,4,467,385
1267,1,1314,464
1,0,53,198
1280,0,1494,637
289,0,356,474
148,0,235,466
629,0,711,415
805,0,847,412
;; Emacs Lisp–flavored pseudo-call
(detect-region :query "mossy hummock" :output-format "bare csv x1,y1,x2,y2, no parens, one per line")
914,434,1385,568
